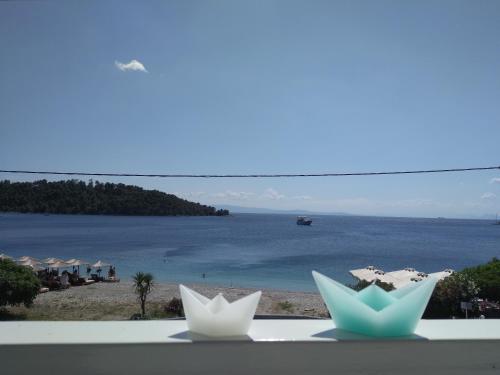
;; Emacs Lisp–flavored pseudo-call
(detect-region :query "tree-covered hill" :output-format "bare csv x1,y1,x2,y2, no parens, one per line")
0,180,229,216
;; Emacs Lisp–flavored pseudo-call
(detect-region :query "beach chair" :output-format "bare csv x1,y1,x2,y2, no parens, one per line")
90,273,104,282
103,276,120,283
48,281,61,291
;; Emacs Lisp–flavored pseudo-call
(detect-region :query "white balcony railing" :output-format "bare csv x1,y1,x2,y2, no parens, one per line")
1,319,500,374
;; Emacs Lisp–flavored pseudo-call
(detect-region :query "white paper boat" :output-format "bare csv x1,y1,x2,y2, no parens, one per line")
180,285,261,337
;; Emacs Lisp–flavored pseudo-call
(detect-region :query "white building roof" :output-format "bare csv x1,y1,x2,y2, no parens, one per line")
350,266,452,289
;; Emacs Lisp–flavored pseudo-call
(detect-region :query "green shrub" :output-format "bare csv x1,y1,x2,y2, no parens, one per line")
164,297,184,317
278,300,294,313
0,259,40,308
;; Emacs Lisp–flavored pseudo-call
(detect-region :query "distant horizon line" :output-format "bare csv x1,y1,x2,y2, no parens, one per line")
1,210,495,222
214,204,498,221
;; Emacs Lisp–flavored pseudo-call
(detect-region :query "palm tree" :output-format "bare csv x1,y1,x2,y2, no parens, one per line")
132,272,154,318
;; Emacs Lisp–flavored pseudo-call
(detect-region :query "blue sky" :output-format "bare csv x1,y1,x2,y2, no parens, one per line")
1,0,499,218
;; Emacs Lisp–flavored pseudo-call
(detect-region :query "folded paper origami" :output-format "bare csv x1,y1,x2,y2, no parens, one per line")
312,271,438,337
180,285,261,337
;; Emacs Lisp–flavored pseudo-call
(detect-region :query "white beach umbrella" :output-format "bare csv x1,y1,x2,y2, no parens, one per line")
18,259,42,267
69,259,89,266
48,261,72,269
0,253,13,260
43,257,64,264
18,256,41,263
67,259,90,276
28,264,45,272
92,260,111,277
66,258,79,264
92,260,111,268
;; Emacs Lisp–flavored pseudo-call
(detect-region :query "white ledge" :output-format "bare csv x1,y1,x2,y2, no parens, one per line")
2,320,500,375
1,319,500,345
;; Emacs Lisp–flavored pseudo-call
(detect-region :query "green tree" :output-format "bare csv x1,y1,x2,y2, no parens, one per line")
0,179,230,217
423,272,479,318
461,257,500,301
0,259,40,308
132,272,154,318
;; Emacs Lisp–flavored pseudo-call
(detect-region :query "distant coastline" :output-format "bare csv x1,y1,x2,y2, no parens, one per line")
0,180,229,217
217,205,495,221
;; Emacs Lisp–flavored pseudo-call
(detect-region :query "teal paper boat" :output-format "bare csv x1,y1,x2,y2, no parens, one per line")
312,271,438,337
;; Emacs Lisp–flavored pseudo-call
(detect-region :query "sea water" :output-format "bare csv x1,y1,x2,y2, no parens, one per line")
1,213,499,291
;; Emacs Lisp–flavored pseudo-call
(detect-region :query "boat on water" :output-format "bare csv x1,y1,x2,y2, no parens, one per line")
296,216,312,226
494,214,500,225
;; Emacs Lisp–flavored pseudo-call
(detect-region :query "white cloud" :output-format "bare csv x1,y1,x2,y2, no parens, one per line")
481,192,497,200
490,177,500,184
261,188,285,200
212,191,255,200
174,192,206,199
389,199,435,207
292,195,313,200
115,59,148,73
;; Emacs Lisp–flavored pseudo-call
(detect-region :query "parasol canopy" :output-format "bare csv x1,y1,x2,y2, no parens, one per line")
29,264,45,271
92,260,111,268
18,259,42,267
0,253,13,260
48,261,72,269
43,257,64,264
67,259,89,266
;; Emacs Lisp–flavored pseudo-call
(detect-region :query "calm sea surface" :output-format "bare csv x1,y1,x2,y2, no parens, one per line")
1,213,499,291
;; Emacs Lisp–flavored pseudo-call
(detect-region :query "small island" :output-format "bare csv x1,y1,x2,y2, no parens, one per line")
0,179,229,216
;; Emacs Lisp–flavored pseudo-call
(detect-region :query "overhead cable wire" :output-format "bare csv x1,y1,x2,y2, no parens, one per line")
0,165,499,178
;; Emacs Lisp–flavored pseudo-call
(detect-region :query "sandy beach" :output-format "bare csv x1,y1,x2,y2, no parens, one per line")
5,281,329,320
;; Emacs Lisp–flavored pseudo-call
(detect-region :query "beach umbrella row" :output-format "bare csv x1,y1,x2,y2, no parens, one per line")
1,254,113,271
17,258,45,272
41,259,110,269
18,255,39,262
48,261,73,269
2,252,116,283
45,259,110,269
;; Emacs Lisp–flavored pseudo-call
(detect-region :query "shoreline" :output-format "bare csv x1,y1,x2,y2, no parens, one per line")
4,281,329,321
